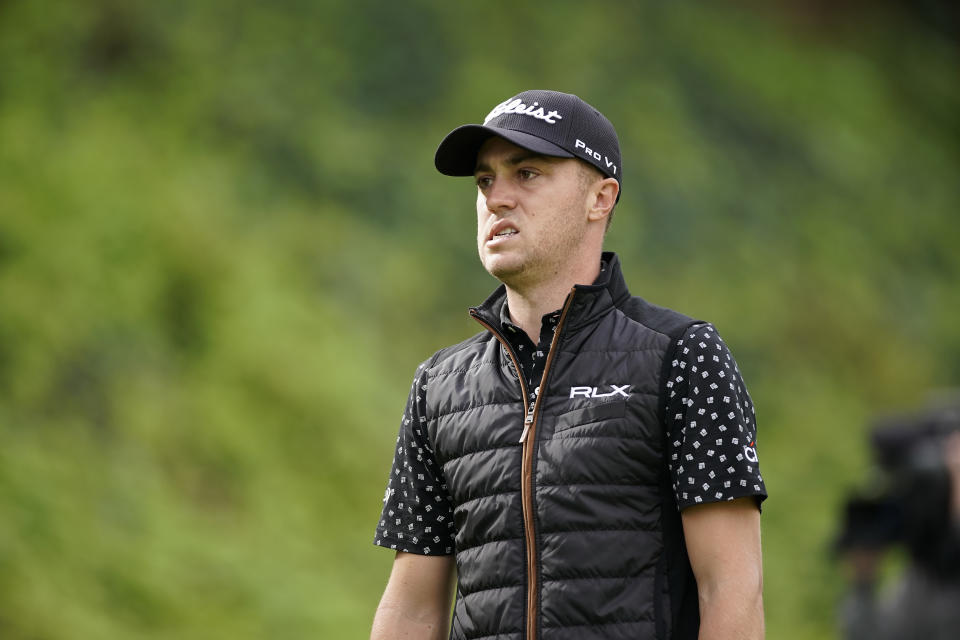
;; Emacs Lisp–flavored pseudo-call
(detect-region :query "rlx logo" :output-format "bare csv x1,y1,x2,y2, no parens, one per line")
569,385,631,399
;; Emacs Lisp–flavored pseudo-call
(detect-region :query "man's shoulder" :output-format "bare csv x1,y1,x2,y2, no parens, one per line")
616,293,701,344
598,253,700,342
417,330,495,377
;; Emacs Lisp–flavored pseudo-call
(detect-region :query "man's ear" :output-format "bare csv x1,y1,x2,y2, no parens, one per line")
587,178,619,223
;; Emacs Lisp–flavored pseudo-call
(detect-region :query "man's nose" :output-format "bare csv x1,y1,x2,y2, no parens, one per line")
484,177,517,213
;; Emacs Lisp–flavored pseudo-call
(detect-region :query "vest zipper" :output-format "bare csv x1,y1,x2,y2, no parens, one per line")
471,289,578,640
519,406,535,443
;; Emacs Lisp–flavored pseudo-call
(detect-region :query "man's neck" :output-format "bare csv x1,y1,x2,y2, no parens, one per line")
503,259,602,344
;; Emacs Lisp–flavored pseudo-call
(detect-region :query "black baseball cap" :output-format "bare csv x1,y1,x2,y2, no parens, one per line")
435,89,622,195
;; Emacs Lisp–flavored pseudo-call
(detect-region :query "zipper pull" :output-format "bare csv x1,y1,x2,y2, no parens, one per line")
519,407,535,443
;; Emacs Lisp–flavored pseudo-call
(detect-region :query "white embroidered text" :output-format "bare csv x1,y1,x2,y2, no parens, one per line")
484,99,563,125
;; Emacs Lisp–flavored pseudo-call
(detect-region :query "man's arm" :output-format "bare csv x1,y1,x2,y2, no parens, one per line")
682,497,764,640
370,551,457,640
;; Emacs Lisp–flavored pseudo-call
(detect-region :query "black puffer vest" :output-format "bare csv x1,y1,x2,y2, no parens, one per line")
424,253,700,640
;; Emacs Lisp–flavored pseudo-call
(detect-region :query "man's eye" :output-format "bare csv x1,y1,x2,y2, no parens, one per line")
476,176,492,189
519,169,538,180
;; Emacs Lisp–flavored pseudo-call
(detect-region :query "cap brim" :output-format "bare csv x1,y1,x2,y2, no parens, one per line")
435,125,574,176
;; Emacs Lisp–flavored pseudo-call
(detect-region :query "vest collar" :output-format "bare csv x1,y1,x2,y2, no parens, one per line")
470,251,631,333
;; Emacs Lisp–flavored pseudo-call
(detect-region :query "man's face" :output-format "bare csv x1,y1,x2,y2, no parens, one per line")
474,136,594,288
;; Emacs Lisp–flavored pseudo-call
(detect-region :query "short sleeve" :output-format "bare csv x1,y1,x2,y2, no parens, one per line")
373,362,456,555
665,323,767,511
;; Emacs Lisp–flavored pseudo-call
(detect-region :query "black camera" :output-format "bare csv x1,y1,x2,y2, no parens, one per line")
835,400,960,554
870,402,960,475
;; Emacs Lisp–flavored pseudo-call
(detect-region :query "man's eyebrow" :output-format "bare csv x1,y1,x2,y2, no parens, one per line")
474,152,554,175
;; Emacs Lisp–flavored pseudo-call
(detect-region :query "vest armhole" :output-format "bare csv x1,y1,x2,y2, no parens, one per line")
656,319,705,640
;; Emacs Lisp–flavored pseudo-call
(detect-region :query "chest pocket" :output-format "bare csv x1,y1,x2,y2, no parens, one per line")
552,400,626,437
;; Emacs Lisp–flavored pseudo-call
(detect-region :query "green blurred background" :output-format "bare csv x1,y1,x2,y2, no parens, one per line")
1,1,957,638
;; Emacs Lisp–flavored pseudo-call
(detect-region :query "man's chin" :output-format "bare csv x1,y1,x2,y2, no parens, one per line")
482,255,526,284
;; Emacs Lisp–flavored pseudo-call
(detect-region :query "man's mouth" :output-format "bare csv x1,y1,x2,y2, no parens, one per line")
488,222,519,243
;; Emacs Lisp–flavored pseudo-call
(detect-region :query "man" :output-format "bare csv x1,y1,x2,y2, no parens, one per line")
371,89,767,640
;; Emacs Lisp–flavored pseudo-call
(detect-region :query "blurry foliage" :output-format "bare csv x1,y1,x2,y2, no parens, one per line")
0,0,957,638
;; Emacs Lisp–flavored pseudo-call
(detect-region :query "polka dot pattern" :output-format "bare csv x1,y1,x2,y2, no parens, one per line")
665,323,766,509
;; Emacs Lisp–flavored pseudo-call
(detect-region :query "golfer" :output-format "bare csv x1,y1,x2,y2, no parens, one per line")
371,89,767,640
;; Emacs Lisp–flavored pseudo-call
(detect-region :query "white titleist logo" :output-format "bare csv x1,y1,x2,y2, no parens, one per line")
569,385,631,399
574,139,617,175
484,98,563,125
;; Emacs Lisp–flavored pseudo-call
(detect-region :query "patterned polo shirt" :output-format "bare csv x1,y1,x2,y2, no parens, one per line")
375,297,767,555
